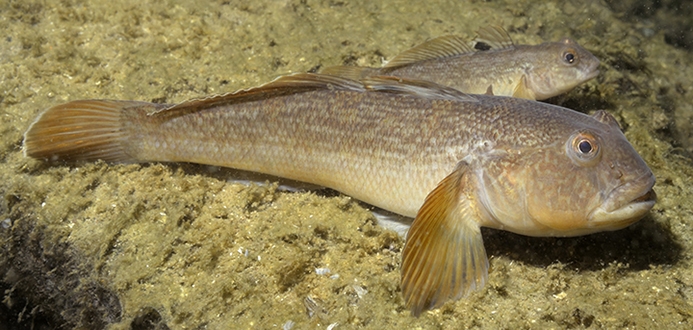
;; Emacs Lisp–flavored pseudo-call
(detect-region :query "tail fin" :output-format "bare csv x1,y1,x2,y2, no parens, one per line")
23,100,152,163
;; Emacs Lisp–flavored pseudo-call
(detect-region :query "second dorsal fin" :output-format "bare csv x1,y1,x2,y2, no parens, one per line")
151,73,366,117
151,73,477,120
362,75,478,102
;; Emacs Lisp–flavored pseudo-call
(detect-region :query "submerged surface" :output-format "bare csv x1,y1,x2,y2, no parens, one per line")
1,0,693,329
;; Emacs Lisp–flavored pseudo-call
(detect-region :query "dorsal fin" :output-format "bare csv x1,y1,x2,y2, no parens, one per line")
149,74,478,122
155,74,477,120
362,76,478,102
321,65,377,80
384,35,474,68
473,25,514,50
151,73,366,117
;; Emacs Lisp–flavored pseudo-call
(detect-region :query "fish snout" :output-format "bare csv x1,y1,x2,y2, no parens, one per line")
583,67,600,81
589,170,656,229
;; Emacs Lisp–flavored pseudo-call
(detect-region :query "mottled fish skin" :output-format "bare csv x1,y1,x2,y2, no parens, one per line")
322,25,601,100
23,73,654,316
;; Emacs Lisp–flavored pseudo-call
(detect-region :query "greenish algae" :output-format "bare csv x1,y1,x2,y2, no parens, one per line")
1,0,693,329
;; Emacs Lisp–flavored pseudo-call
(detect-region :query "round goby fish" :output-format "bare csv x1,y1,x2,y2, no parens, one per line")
323,25,601,100
23,74,655,316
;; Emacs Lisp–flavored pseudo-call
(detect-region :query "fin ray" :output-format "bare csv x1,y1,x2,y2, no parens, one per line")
321,66,377,81
155,73,366,116
511,75,537,100
384,35,474,68
23,100,150,162
362,76,478,102
401,162,489,316
473,25,514,50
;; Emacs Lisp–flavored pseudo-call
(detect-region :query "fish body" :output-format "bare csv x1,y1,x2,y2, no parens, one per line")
323,26,601,100
24,74,654,315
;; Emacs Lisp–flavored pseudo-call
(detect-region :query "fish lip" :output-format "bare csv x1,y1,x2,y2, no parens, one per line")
588,172,656,228
631,188,656,204
584,68,600,81
581,55,600,81
607,171,656,211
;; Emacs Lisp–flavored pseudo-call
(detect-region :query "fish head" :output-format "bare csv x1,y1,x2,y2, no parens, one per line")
517,110,655,236
526,38,601,100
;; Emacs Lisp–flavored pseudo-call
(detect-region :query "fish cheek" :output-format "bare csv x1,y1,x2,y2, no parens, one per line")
524,154,600,233
527,65,574,100
536,43,593,98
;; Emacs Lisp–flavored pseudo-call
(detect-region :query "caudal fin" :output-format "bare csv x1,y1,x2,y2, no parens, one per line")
23,100,152,163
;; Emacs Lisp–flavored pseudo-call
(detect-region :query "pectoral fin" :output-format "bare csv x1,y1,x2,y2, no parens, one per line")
512,75,537,100
401,162,489,316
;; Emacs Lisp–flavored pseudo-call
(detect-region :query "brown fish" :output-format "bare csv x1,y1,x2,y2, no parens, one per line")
322,25,600,100
23,74,655,316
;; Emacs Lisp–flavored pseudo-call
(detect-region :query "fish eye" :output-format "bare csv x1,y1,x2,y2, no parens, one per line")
578,140,593,154
568,132,601,166
563,51,577,64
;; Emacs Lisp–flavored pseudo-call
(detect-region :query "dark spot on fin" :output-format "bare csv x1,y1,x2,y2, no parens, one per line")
474,42,492,51
401,162,489,316
473,25,515,50
384,35,474,68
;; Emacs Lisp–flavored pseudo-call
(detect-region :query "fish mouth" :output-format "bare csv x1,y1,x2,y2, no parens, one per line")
588,172,656,229
584,68,600,81
580,57,601,81
632,188,657,204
